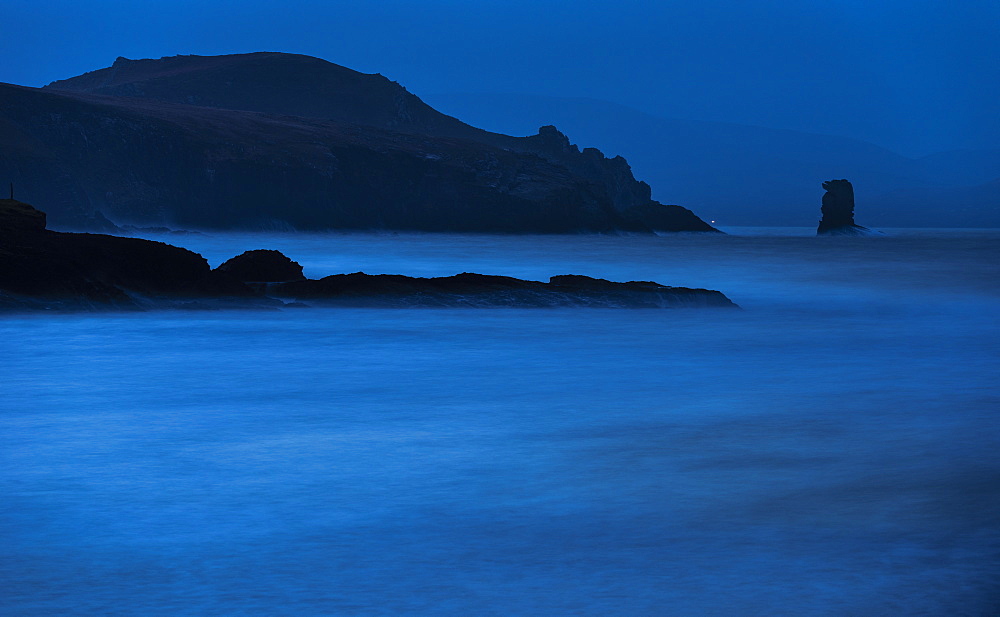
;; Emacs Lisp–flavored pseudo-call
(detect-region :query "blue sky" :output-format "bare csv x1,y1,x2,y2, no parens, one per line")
2,0,997,155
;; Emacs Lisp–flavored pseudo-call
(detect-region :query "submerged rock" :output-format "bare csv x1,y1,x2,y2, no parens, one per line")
817,179,869,235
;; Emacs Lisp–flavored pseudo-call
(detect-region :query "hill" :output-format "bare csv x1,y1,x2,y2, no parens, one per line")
0,53,715,233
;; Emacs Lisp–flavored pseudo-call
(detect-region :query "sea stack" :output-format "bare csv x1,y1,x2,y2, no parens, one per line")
817,179,868,235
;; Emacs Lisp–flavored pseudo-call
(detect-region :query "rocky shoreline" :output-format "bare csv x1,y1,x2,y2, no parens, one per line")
0,200,737,312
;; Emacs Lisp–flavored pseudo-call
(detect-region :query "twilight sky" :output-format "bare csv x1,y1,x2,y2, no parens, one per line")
2,0,997,156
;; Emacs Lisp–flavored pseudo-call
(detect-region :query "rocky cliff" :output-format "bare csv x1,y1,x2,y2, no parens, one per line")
17,52,716,232
0,83,623,232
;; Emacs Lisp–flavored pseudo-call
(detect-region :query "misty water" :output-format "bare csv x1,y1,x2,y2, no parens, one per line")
2,228,998,616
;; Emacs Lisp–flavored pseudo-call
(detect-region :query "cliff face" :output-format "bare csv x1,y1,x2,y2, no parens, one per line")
31,52,717,232
518,126,713,231
0,83,633,232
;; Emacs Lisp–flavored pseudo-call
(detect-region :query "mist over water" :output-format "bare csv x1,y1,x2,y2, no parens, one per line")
2,229,998,615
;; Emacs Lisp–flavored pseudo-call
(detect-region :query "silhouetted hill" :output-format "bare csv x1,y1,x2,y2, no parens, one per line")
1,74,711,232
425,93,1000,227
34,53,713,231
46,53,486,141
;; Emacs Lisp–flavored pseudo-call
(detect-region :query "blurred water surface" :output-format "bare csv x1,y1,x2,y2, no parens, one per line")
1,228,998,616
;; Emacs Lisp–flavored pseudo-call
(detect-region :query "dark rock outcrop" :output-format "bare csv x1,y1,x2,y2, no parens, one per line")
0,198,46,232
817,179,869,235
519,127,718,232
1,201,736,312
216,250,306,282
621,202,716,233
268,272,737,308
0,52,719,233
0,200,259,311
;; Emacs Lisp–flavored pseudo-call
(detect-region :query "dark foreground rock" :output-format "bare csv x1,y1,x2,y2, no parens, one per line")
817,179,870,235
0,200,262,311
267,272,736,308
216,250,306,282
0,198,46,233
0,200,737,312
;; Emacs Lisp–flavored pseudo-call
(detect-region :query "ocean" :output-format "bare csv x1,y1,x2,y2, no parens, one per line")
2,227,998,616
